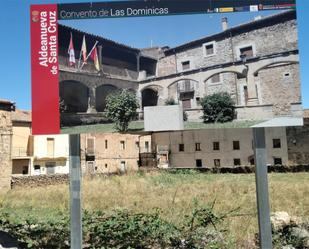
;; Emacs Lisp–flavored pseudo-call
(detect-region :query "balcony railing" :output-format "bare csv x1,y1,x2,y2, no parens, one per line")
12,147,30,158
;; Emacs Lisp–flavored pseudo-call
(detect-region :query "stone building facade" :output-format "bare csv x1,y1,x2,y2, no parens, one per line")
59,10,301,126
0,100,15,189
80,133,152,174
152,127,289,168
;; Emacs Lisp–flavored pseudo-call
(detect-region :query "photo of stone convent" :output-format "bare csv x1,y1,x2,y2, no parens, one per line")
58,10,301,127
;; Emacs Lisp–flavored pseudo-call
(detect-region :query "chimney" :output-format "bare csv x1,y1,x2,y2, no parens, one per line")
222,17,228,31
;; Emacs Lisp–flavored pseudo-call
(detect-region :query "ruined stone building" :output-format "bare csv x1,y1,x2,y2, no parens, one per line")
59,10,301,126
0,99,15,189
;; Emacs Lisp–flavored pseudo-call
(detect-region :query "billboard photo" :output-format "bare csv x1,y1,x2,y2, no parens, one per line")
31,0,302,135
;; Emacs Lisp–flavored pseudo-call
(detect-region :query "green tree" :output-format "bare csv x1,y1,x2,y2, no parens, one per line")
200,92,235,123
105,89,139,132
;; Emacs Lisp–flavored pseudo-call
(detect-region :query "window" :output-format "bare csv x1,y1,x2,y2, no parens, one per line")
86,138,95,155
274,158,282,165
45,162,56,175
210,74,221,84
105,140,108,149
184,80,191,91
214,159,221,167
105,163,108,168
196,159,202,167
120,161,126,173
145,141,149,152
196,97,201,105
47,138,54,157
34,165,41,175
240,46,254,59
195,143,201,151
233,141,240,150
179,144,184,152
234,159,241,166
273,139,281,148
181,61,190,70
120,140,125,150
203,41,216,56
213,142,220,151
135,141,140,150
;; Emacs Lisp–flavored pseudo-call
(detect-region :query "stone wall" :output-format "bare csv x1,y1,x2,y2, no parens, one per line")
0,110,12,190
156,18,297,77
258,63,300,115
11,174,69,189
287,125,309,165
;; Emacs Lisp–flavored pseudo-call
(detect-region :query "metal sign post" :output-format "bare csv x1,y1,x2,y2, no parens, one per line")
253,127,272,249
69,134,82,249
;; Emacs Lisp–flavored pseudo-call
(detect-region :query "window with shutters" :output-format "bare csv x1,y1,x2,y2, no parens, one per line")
86,137,95,155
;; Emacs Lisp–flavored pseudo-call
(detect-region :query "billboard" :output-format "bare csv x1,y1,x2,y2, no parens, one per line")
30,0,301,135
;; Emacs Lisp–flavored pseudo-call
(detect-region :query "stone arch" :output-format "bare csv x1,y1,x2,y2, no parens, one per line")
167,78,199,107
203,70,243,103
59,80,89,113
203,70,243,84
167,78,199,89
253,60,299,76
141,88,159,108
95,84,119,112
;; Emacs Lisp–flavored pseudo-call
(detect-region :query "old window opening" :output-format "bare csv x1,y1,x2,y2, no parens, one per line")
240,46,254,59
274,158,282,165
233,141,240,150
120,140,126,150
234,158,241,166
105,139,108,149
203,41,216,56
181,61,190,71
273,139,281,148
179,144,184,152
213,142,220,151
196,159,202,167
195,143,201,151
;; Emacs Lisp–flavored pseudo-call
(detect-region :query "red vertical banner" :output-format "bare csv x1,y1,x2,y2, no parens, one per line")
30,4,59,135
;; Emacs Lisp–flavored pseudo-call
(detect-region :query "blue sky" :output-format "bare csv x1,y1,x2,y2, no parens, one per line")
1,0,308,110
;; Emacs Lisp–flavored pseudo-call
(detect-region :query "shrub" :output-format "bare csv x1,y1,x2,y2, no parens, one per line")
200,92,235,123
105,89,139,132
165,98,177,105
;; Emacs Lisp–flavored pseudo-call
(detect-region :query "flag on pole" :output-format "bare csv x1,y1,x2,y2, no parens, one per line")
90,46,100,71
81,35,87,64
68,33,76,66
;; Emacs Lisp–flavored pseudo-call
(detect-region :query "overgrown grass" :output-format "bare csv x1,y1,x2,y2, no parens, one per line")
1,172,308,248
61,120,264,134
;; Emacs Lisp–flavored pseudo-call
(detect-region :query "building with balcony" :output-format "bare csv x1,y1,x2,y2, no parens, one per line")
59,10,301,127
11,110,69,176
80,133,152,174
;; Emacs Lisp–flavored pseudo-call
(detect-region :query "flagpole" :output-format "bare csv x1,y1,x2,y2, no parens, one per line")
80,41,98,70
